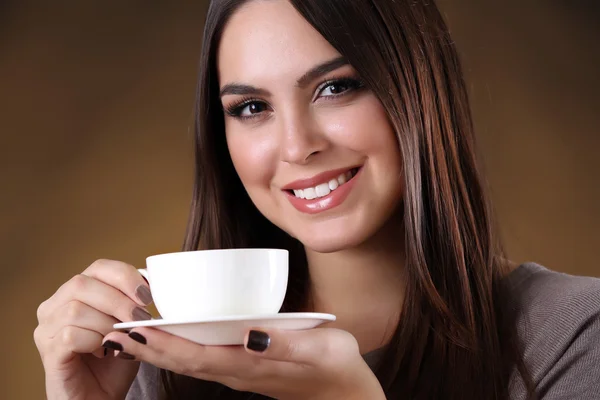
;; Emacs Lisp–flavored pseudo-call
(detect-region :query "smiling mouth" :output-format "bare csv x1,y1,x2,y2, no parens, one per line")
285,167,360,200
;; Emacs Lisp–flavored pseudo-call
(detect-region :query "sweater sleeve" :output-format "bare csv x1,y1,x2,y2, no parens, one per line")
509,263,600,399
126,362,160,400
536,288,600,399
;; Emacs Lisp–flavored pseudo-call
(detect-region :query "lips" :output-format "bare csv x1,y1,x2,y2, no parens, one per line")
290,169,358,200
282,166,363,214
282,166,360,191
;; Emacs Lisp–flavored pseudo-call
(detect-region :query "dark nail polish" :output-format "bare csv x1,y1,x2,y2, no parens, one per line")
129,331,147,345
102,340,123,352
135,285,153,305
104,347,108,357
117,352,136,360
247,330,270,352
132,307,152,321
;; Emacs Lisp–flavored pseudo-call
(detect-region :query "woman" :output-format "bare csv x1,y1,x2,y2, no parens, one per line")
34,0,600,399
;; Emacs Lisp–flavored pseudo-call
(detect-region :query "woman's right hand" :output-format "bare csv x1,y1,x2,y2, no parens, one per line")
34,259,154,400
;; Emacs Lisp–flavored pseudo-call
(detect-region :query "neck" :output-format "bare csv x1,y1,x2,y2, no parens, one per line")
304,214,405,354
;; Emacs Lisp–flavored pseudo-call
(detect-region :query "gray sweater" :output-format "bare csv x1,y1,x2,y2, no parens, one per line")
126,263,600,399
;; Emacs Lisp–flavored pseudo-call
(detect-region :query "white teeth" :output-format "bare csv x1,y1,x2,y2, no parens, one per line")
315,183,331,197
291,170,357,200
303,187,317,200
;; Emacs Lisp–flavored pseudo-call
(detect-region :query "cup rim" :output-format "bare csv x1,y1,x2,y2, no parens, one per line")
146,248,289,262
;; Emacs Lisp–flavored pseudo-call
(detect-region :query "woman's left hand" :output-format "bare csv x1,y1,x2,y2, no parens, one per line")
102,327,386,400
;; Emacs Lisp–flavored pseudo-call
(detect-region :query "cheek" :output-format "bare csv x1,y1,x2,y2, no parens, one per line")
322,97,403,205
320,96,399,157
226,126,278,190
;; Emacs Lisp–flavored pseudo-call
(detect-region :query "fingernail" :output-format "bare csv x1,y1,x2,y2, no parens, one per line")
135,285,153,305
247,330,270,352
132,307,152,321
117,351,136,360
103,347,108,357
102,340,123,352
128,331,147,345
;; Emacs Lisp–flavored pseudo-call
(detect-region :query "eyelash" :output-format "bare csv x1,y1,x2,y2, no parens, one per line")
224,96,260,118
223,76,365,121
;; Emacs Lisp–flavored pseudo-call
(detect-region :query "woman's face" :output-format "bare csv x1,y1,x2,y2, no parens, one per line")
218,0,403,253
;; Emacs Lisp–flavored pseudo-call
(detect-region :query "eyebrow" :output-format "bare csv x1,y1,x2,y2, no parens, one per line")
219,84,269,98
219,56,348,98
296,56,348,88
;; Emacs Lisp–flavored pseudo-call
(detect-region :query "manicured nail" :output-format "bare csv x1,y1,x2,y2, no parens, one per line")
247,330,270,352
135,285,153,305
102,340,123,352
128,331,147,345
117,352,135,360
132,307,152,321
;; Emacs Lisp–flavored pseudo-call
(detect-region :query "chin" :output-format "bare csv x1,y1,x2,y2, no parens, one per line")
293,223,376,253
300,237,360,254
287,198,404,253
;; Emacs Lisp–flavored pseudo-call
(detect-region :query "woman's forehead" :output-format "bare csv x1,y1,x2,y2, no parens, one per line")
216,0,339,86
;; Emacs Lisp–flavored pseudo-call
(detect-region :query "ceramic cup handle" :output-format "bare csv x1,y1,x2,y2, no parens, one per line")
138,268,149,283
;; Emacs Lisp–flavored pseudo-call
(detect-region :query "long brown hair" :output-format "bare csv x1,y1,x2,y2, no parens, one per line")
160,0,535,398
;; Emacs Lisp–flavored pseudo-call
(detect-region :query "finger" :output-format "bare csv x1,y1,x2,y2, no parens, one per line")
102,328,267,378
102,329,306,395
92,348,107,359
43,274,152,324
45,300,120,339
38,259,151,324
83,259,152,306
244,328,359,366
48,326,105,365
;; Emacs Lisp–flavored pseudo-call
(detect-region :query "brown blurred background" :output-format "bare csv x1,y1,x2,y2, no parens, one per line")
1,1,599,398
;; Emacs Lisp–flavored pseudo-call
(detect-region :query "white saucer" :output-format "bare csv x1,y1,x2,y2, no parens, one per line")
113,312,336,346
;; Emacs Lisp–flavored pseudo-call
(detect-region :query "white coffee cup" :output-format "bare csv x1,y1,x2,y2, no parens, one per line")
139,249,289,320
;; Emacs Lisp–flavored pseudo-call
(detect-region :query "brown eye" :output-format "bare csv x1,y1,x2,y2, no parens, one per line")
247,102,266,114
231,101,269,118
321,82,349,96
317,78,363,99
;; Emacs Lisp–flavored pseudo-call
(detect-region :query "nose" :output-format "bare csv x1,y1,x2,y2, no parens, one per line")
278,110,329,165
